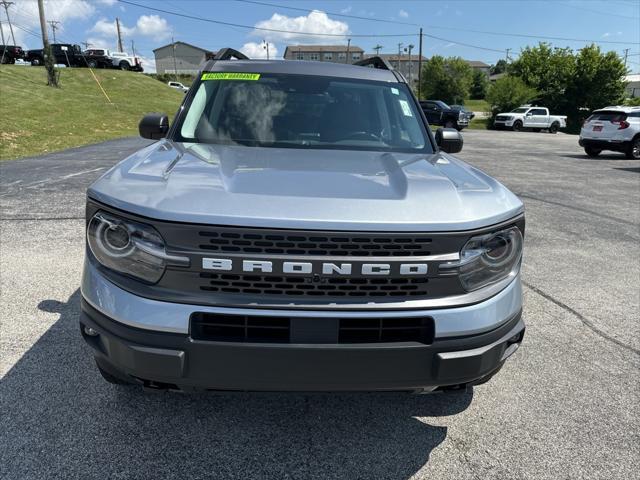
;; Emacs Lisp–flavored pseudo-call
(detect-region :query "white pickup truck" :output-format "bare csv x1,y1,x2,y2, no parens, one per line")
108,51,143,72
494,106,567,133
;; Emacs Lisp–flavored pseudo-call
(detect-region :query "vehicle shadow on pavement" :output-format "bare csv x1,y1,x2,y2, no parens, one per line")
1,289,473,480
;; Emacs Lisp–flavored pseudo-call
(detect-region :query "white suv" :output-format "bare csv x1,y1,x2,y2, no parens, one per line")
579,106,640,159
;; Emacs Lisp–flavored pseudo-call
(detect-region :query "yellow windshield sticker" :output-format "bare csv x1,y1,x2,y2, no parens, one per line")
201,72,261,81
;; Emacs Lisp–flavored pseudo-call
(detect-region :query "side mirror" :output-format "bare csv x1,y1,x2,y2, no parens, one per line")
435,128,463,154
139,113,169,140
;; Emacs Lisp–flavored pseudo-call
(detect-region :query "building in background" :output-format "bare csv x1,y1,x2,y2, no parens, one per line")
283,45,364,64
372,53,428,86
625,74,640,98
466,60,491,76
153,41,214,75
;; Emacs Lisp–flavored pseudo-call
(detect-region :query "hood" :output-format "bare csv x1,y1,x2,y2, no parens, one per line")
88,140,523,232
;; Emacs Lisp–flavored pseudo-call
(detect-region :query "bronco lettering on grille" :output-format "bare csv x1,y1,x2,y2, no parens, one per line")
202,258,428,276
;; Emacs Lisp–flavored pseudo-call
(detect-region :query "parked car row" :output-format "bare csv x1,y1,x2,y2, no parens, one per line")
0,43,143,71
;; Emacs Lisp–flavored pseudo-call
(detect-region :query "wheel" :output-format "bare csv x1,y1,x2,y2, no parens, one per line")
95,357,133,385
512,120,523,132
31,58,41,66
584,147,601,157
549,122,559,134
626,137,640,159
119,61,130,70
87,59,98,68
445,120,455,129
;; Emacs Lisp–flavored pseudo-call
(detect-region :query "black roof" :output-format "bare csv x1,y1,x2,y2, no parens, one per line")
201,59,400,82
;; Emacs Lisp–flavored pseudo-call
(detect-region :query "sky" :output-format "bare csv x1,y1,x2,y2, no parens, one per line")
3,0,639,73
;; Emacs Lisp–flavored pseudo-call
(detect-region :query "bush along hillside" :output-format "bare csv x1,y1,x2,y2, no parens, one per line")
0,65,184,160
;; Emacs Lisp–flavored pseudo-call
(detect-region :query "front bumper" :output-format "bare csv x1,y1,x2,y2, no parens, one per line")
80,260,524,391
81,299,524,392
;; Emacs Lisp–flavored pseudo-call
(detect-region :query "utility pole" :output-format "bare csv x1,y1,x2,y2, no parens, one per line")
405,44,414,86
418,28,423,100
623,48,629,69
172,36,178,80
373,44,383,55
397,42,403,70
37,0,57,86
81,41,91,50
47,20,60,43
0,18,6,64
345,38,351,64
0,1,16,46
262,39,270,60
505,48,511,62
131,40,135,57
116,17,123,52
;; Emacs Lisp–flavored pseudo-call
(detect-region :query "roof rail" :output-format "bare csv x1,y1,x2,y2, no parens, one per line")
353,56,394,71
205,48,249,61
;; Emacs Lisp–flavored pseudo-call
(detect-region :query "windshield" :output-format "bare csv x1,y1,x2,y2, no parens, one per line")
511,108,530,113
435,101,451,109
175,73,431,153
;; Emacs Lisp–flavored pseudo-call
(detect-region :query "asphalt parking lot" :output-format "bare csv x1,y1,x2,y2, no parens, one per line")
1,130,638,479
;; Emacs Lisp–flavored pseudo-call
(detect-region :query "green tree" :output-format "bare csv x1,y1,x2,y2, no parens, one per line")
420,56,473,104
509,43,627,132
470,69,489,99
490,59,508,75
564,45,627,129
486,76,538,124
509,43,575,112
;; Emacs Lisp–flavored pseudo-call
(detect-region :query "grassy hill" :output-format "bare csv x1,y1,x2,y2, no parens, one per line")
0,65,184,160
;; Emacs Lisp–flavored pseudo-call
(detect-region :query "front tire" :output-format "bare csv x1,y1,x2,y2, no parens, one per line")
549,122,559,134
445,120,455,129
626,137,640,160
87,59,98,68
512,120,523,132
31,58,41,66
584,146,601,157
119,61,130,70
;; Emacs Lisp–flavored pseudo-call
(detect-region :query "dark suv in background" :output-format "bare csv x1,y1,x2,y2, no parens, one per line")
420,100,470,130
0,45,24,64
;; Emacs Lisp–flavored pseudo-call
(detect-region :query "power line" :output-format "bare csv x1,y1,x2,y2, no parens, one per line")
117,0,416,38
234,0,419,26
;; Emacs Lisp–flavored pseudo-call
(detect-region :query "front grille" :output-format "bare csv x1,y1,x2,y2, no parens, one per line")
196,229,433,257
495,115,509,121
190,312,434,344
198,272,430,297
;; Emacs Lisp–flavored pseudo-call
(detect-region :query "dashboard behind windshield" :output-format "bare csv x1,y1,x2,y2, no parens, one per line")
174,73,432,153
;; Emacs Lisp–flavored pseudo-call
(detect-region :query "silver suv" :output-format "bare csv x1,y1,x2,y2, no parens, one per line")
579,106,640,159
80,50,525,392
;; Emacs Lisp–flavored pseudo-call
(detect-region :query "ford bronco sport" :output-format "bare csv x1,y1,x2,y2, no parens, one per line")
81,50,525,392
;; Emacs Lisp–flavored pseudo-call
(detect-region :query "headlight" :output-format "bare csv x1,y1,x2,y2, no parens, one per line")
87,211,189,283
440,226,523,291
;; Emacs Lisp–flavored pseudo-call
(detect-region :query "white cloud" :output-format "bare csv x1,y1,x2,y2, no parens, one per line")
253,11,349,43
340,6,352,14
89,14,171,44
90,18,135,38
398,9,409,18
135,15,170,41
240,41,278,59
7,0,94,49
96,0,117,5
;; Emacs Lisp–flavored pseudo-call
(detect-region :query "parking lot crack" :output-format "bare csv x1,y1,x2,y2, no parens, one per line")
523,281,640,356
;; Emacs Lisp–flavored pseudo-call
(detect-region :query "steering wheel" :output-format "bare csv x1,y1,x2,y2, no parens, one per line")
339,131,382,142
